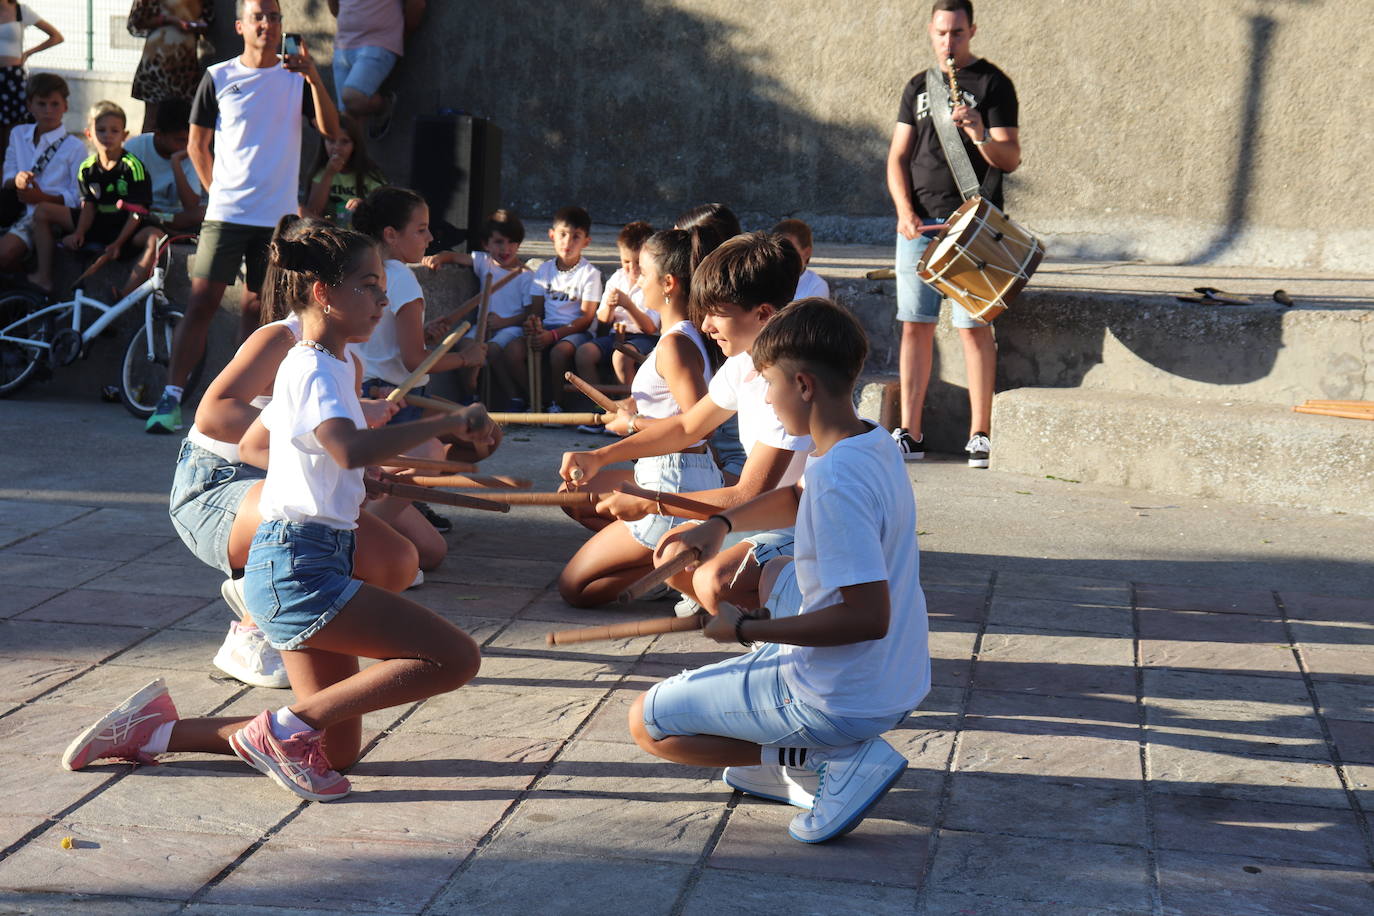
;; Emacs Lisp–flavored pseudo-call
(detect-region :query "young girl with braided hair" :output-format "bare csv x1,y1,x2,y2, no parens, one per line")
63,220,490,802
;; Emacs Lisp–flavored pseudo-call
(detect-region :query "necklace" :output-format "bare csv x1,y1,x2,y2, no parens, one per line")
298,339,341,361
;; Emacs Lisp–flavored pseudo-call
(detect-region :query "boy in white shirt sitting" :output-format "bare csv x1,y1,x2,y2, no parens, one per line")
574,220,659,391
773,218,829,302
523,205,602,410
0,72,84,273
630,297,930,844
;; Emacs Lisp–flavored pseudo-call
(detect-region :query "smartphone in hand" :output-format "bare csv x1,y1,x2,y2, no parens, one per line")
282,33,303,57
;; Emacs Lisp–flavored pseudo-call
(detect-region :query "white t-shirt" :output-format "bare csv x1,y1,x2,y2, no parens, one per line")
533,258,602,327
258,345,367,530
355,259,425,387
473,251,533,320
0,5,37,59
2,123,84,213
781,423,930,718
600,267,658,332
794,268,829,302
124,133,205,216
190,59,310,227
707,352,812,487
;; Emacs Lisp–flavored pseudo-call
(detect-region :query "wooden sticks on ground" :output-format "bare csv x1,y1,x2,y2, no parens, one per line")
1293,399,1374,421
387,322,471,403
546,614,705,646
564,372,621,413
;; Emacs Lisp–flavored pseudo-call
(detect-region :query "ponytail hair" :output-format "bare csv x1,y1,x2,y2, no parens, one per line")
351,185,427,242
643,226,725,369
675,202,742,266
261,214,377,318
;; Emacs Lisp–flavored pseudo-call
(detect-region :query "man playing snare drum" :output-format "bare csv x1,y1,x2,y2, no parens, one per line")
885,0,1020,467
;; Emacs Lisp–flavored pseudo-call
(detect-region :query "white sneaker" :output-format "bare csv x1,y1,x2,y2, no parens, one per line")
408,568,425,590
220,577,250,622
213,621,290,689
723,764,818,809
673,595,703,618
891,427,925,461
788,737,907,843
965,432,991,469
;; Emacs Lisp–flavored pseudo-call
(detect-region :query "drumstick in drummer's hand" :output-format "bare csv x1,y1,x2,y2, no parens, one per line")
618,548,701,604
565,372,621,413
388,321,471,403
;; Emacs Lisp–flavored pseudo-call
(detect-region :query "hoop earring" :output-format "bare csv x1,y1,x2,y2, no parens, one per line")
324,303,331,316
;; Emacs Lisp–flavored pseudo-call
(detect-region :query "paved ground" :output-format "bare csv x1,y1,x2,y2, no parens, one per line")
2,394,1374,915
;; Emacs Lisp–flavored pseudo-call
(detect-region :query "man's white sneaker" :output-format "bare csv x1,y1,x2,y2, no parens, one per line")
891,427,925,461
965,432,991,469
213,621,290,689
723,764,818,809
788,737,907,843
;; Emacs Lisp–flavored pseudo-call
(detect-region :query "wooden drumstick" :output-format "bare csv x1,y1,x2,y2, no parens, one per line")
617,548,701,605
473,274,494,342
366,477,510,512
615,344,647,364
564,382,631,397
526,326,541,412
395,472,533,489
428,266,526,339
378,454,478,474
546,613,705,646
1294,405,1374,420
399,392,465,413
615,483,720,520
564,372,621,413
486,412,611,426
1302,400,1374,409
462,491,599,506
387,321,471,403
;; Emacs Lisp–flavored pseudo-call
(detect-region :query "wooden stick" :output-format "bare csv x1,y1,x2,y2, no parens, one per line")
618,549,700,605
463,491,597,506
366,477,510,512
615,344,647,364
546,613,705,646
616,483,721,520
564,372,621,413
1293,406,1374,420
473,274,494,342
387,321,471,403
1302,400,1374,409
401,472,533,489
378,455,478,473
564,382,631,397
487,412,609,425
526,327,540,412
400,392,464,413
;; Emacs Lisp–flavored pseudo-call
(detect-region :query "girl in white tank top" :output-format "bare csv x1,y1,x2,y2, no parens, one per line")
557,229,725,608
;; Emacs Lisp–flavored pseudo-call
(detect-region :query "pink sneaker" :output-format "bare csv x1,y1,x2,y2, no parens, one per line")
61,678,179,770
229,710,350,802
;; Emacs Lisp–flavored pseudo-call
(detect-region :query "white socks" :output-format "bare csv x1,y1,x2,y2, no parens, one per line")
140,721,176,756
272,707,313,740
765,747,809,769
161,385,184,403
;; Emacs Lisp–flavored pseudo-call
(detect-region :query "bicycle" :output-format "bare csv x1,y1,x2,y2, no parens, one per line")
0,231,205,418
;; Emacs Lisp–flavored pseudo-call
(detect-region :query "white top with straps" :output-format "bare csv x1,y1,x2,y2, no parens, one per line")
630,320,712,446
0,5,36,60
187,314,303,462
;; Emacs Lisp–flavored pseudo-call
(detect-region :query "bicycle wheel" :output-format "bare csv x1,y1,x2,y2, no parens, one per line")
0,291,52,397
118,299,206,419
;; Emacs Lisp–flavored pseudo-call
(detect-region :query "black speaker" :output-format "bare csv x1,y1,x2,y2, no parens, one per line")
409,114,502,253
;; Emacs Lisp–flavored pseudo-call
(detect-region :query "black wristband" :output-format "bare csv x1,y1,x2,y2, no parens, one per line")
734,613,753,648
708,513,733,534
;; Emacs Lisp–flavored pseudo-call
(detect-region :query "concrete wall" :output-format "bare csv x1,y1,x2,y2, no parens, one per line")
61,0,1374,271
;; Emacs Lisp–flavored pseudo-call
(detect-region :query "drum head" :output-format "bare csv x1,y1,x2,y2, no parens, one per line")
930,204,980,264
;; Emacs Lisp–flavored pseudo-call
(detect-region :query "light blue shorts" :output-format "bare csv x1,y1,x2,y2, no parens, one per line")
643,641,905,747
168,439,266,575
333,45,399,101
244,520,362,651
895,226,981,329
709,414,747,478
625,451,724,549
467,324,525,348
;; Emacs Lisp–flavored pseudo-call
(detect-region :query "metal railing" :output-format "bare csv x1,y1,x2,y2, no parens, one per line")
33,0,144,74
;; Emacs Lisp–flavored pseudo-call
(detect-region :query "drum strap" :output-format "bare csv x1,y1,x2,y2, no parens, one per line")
925,66,986,202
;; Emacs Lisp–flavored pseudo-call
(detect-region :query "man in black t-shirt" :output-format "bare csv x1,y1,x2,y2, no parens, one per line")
885,0,1020,468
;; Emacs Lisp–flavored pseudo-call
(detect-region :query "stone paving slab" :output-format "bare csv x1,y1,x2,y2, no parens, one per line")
3,408,1374,913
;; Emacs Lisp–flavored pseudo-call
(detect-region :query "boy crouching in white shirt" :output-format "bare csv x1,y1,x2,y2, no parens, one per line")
629,297,931,844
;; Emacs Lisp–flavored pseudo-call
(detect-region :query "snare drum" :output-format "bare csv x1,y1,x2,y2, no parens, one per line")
916,197,1045,323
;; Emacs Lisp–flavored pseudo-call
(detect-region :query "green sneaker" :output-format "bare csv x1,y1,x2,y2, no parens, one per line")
145,394,182,434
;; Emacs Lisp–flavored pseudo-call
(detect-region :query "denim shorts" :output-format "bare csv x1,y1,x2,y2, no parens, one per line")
169,439,266,574
244,520,362,651
709,414,747,478
762,556,803,619
625,452,724,549
643,641,905,747
544,319,592,350
468,324,524,348
362,377,426,424
333,45,399,100
589,332,658,361
895,226,981,329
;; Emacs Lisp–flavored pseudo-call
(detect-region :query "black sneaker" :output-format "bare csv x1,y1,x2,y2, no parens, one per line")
965,432,991,468
414,501,452,532
891,427,925,461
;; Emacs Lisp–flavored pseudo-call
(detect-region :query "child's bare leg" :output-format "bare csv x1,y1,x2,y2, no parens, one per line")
164,716,255,755
573,341,602,390
284,584,481,729
688,541,763,613
26,202,73,290
548,341,576,408
366,496,446,570
627,693,759,766
611,349,638,385
558,521,656,607
281,647,362,768
501,338,527,402
0,232,29,272
121,227,164,297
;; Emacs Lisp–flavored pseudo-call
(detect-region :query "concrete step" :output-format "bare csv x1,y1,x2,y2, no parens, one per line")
988,387,1374,517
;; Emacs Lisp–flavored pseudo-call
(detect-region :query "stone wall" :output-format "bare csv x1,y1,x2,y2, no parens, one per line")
73,0,1374,271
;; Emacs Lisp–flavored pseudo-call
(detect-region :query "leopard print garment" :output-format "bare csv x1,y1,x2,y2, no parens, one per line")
128,0,215,103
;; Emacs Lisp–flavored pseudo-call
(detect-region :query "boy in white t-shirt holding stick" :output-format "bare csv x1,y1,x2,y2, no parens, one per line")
631,297,930,843
524,206,602,411
559,232,809,612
